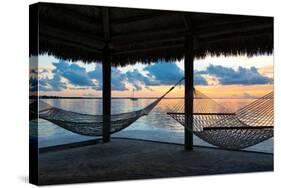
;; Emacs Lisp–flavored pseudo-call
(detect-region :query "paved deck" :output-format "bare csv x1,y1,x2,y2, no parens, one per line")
38,138,273,185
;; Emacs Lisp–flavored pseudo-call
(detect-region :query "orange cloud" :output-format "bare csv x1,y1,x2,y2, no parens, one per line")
196,84,273,99
258,64,274,79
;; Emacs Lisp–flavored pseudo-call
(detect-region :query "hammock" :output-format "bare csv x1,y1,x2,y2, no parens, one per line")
30,78,184,136
167,90,274,149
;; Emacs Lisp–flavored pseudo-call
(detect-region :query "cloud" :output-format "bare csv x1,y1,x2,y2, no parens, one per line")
37,60,128,91
88,64,128,91
39,74,67,91
239,92,258,99
35,60,94,91
37,60,209,92
144,62,183,85
228,92,259,99
125,69,158,91
37,60,271,93
111,68,128,91
198,65,272,85
144,62,207,86
194,71,208,85
53,61,95,87
88,64,102,90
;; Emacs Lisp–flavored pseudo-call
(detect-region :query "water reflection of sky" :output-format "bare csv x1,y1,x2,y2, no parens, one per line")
30,98,273,153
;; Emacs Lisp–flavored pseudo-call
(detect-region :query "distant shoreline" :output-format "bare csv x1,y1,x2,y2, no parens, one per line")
29,96,259,100
32,96,184,99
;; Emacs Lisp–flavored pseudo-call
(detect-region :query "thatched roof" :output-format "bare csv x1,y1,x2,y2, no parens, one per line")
30,2,273,66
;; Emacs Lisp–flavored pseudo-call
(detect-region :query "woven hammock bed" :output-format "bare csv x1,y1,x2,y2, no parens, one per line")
30,77,273,150
30,78,184,136
167,90,273,150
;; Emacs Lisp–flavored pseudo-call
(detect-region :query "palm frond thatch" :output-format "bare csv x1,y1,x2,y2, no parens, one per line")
30,3,273,66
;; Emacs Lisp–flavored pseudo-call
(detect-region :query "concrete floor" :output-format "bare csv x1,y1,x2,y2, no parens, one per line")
38,138,273,185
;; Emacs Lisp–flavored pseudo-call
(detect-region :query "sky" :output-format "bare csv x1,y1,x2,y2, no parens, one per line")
30,54,274,99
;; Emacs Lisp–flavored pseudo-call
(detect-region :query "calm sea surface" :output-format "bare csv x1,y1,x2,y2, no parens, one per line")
30,98,273,153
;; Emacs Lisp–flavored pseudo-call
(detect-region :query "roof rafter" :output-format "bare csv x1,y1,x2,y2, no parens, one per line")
110,22,272,46
102,7,110,42
111,12,176,24
40,24,105,49
51,5,102,25
112,44,184,55
111,31,272,55
40,35,102,54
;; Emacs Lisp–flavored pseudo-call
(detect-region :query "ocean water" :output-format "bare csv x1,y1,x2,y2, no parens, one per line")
30,98,273,153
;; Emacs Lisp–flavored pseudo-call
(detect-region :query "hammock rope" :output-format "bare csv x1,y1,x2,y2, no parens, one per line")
167,90,274,149
30,77,184,136
30,75,274,150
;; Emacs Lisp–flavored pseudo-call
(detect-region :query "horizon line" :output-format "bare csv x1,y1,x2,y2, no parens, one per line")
30,96,261,100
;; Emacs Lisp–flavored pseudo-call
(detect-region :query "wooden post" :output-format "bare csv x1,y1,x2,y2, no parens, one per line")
102,7,111,143
102,47,111,143
184,34,194,151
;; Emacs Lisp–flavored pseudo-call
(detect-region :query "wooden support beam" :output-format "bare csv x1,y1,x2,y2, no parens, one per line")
182,13,192,31
111,28,187,42
39,33,103,53
182,13,199,50
102,47,111,143
110,25,272,54
40,10,101,34
110,20,272,45
112,44,184,55
111,36,184,50
58,6,102,25
40,34,102,54
197,23,272,39
199,27,273,41
103,8,110,41
102,7,111,143
184,34,194,151
40,24,105,49
196,17,258,29
200,33,273,46
111,12,173,25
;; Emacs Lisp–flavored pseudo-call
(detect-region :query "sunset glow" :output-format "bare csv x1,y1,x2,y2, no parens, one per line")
30,54,274,99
